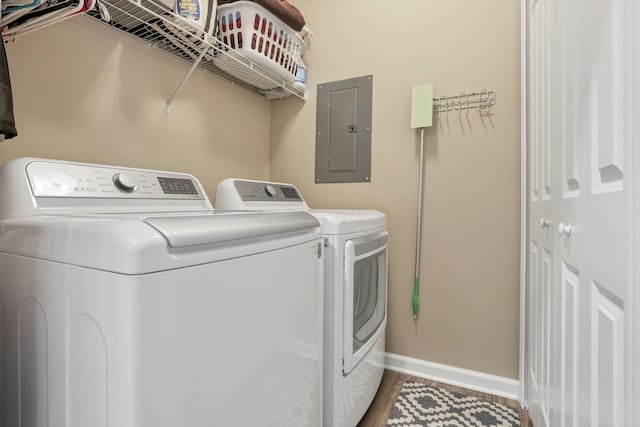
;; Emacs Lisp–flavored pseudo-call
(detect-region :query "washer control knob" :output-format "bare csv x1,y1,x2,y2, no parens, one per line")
113,173,138,193
264,184,277,197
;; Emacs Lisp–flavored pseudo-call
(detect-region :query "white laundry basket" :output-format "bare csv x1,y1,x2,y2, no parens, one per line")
214,1,306,89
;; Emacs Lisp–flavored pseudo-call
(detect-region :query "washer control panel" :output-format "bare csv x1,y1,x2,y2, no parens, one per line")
234,180,303,202
26,160,204,199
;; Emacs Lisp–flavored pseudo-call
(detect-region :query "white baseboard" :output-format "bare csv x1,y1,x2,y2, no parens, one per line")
385,352,520,401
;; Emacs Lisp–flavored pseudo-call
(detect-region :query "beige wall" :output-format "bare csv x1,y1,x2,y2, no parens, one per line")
271,0,521,378
1,2,521,379
0,16,271,197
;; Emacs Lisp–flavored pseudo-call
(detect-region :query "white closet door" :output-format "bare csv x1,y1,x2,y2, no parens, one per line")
526,1,554,425
580,0,633,426
527,0,635,425
554,0,587,425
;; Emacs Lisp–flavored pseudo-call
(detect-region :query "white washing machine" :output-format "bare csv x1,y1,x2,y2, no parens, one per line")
0,158,324,427
215,179,387,427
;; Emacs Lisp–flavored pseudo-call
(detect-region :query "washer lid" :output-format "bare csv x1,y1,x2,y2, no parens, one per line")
145,211,320,248
0,211,321,274
311,209,386,235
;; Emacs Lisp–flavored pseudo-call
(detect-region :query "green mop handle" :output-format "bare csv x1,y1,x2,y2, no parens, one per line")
413,128,425,320
413,277,420,320
410,83,432,321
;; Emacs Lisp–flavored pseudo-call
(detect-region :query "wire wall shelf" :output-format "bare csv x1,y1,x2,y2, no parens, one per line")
85,0,306,107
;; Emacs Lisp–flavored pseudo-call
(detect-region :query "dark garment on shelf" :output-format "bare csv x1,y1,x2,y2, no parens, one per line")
0,40,17,141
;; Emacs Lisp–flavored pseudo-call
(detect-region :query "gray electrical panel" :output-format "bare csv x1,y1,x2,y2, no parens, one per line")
315,75,373,183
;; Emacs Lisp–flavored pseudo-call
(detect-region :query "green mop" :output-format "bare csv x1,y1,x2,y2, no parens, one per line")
410,83,433,320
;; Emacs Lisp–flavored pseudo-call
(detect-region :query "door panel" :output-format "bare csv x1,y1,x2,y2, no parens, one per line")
560,20,580,199
589,0,626,192
541,0,551,202
561,262,579,427
528,240,543,427
529,0,540,203
563,137,579,196
590,283,624,427
529,242,540,389
586,0,632,302
541,248,552,426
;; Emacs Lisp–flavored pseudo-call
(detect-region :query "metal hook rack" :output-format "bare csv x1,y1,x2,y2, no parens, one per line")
433,88,496,116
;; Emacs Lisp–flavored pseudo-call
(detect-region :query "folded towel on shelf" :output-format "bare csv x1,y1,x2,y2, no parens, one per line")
218,0,305,31
0,41,17,141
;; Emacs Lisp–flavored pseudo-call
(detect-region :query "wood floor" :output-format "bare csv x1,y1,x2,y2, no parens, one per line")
356,370,531,427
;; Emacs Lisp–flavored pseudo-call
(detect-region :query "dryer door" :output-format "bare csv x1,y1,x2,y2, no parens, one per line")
343,231,387,374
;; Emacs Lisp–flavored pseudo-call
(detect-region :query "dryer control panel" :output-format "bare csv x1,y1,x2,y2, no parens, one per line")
234,180,302,202
215,179,309,211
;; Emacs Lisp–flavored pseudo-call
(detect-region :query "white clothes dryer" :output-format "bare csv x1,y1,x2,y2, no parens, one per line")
215,179,388,427
0,159,324,427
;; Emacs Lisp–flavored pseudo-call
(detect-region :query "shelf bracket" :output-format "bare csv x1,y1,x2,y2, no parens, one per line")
166,39,211,113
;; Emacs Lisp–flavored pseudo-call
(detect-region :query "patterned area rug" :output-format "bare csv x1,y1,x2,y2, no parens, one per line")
385,381,521,427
